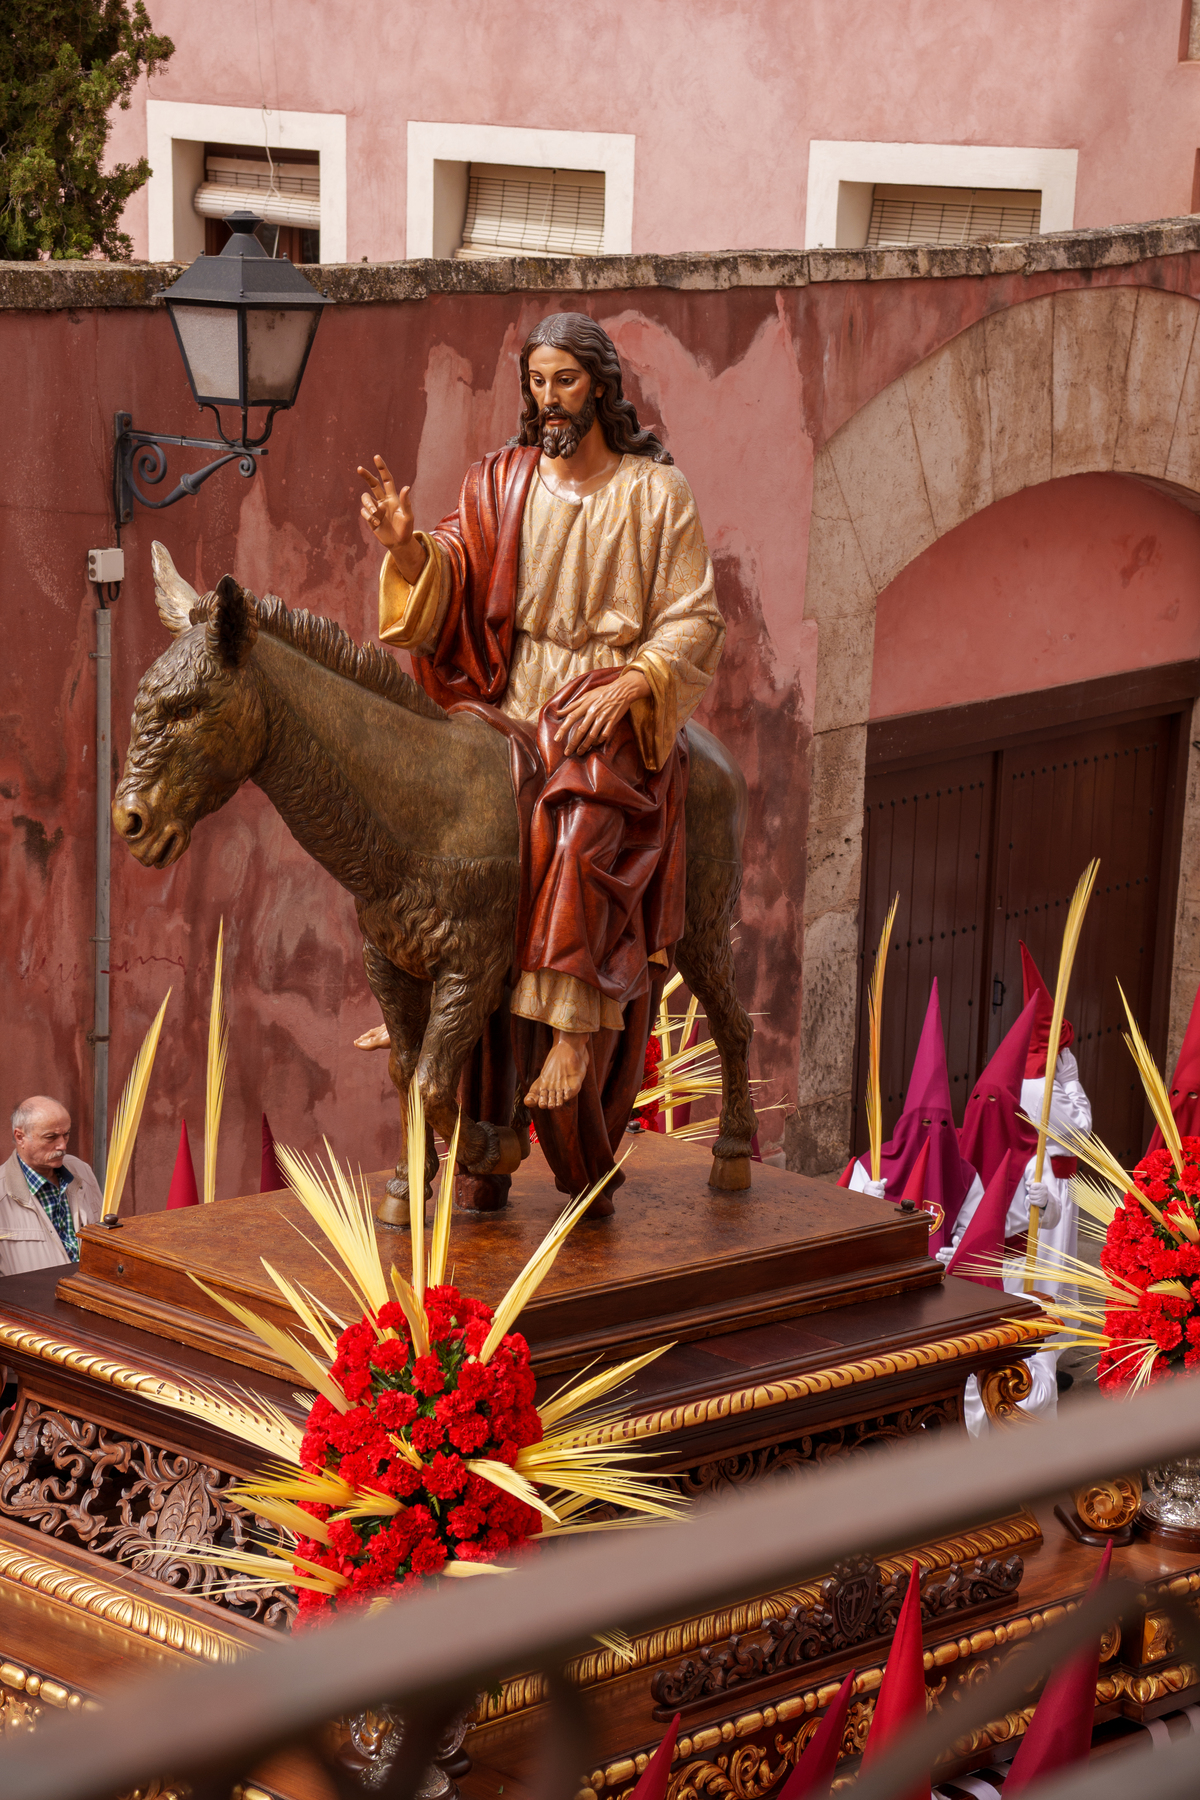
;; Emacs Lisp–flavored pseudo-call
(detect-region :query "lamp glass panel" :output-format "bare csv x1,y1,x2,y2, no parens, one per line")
169,304,242,404
244,308,318,404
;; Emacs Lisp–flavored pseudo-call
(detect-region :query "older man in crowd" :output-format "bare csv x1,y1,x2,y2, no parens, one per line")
1,1097,102,1275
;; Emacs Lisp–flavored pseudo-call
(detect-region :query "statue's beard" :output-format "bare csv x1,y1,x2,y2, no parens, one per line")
537,393,597,459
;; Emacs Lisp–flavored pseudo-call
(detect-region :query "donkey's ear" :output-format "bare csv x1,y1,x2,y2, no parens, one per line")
151,541,200,636
206,575,259,669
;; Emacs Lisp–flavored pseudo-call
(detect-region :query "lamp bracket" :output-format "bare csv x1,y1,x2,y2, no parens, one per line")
113,410,277,526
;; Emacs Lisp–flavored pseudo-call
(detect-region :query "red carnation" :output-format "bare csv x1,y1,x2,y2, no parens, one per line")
412,1353,447,1396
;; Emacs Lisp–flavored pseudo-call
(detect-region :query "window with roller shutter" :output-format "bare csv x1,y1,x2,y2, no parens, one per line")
455,164,605,260
865,184,1041,248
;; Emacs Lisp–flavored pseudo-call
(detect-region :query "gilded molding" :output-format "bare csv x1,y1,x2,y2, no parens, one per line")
0,1542,246,1664
978,1362,1034,1425
1073,1474,1142,1534
0,1654,91,1714
568,1322,1050,1447
1096,1661,1199,1706
476,1512,1040,1723
0,1322,222,1416
577,1588,1121,1798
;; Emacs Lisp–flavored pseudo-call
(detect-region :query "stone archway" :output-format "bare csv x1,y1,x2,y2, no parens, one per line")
793,286,1200,1174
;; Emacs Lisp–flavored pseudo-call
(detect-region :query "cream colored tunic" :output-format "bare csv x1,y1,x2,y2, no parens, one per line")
379,455,725,1033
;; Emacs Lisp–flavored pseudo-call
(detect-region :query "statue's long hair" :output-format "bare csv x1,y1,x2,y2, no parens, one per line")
509,313,673,464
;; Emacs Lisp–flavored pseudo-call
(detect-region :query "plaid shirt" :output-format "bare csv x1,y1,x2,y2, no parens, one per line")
16,1158,79,1261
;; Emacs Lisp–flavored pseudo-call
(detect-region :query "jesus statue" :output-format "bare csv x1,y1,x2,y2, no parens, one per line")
356,313,725,1129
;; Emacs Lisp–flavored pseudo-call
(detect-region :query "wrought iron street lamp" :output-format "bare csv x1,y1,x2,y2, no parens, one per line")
113,210,331,522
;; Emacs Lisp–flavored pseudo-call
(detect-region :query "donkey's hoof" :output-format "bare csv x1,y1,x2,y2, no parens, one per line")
709,1154,752,1192
376,1187,412,1230
492,1127,525,1176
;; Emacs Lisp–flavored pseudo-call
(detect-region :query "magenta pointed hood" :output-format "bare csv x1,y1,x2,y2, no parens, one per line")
959,996,1039,1206
879,980,978,1248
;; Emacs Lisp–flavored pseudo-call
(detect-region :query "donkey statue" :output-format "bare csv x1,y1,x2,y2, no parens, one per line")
113,546,757,1218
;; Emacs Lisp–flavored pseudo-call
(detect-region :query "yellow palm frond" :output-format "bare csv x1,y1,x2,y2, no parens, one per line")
147,1382,304,1465
389,1268,430,1361
513,1441,684,1519
247,1465,356,1506
101,990,172,1219
428,1109,462,1291
1071,1173,1121,1231
477,1158,631,1364
329,1487,404,1522
1118,980,1184,1175
441,1560,514,1577
204,919,228,1206
1149,1279,1193,1299
1032,860,1099,1185
276,1143,391,1320
388,1431,424,1469
594,1629,637,1665
466,1457,561,1522
163,1541,347,1595
406,1081,426,1302
224,1489,331,1545
867,894,900,1183
1018,1115,1166,1228
189,1275,349,1413
538,1345,671,1431
259,1260,341,1361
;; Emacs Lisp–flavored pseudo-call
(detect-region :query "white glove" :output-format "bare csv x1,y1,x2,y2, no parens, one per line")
1027,1179,1061,1232
1056,1047,1079,1084
864,1176,887,1199
935,1245,955,1267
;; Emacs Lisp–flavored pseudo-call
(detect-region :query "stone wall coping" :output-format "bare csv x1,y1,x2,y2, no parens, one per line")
6,215,1200,311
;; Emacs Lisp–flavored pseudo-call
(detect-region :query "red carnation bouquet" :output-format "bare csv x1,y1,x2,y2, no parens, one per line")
155,1089,679,1621
1095,1138,1200,1393
1018,993,1200,1395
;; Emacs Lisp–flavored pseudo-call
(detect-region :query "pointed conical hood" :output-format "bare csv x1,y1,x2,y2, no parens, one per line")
902,981,954,1117
166,1120,200,1210
779,1667,856,1800
1149,979,1200,1150
261,1112,284,1194
959,996,1039,1191
946,1151,1011,1289
630,1715,680,1800
878,982,978,1249
899,1137,932,1206
1004,1542,1112,1795
1021,941,1074,1079
861,1563,930,1800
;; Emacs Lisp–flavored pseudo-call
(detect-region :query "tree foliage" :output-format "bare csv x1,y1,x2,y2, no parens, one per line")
0,1,173,260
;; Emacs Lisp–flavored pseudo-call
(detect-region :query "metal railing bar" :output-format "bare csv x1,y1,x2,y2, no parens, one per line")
847,1583,1200,1800
1,1377,1198,1800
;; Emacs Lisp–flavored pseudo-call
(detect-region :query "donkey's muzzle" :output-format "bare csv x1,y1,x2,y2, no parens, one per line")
112,793,188,868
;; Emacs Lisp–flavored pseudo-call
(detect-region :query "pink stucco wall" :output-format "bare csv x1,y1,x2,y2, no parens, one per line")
107,0,1200,262
870,473,1200,718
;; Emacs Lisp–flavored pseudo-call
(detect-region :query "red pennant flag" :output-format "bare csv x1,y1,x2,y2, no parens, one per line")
630,1714,679,1800
166,1121,200,1210
1003,1541,1112,1794
861,1562,930,1800
261,1113,284,1194
779,1668,856,1800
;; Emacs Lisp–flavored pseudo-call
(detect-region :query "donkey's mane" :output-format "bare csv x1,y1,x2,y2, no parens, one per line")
252,591,446,721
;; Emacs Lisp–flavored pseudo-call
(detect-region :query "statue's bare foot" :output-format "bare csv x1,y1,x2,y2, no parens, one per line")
355,1023,390,1051
525,1030,590,1110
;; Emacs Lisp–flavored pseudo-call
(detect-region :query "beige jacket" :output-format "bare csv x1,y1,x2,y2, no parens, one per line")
0,1151,102,1276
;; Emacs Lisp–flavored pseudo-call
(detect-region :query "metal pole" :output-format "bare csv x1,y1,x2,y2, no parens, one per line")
91,603,111,1184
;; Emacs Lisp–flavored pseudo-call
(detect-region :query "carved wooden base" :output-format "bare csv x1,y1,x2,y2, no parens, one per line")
708,1154,751,1191
1135,1510,1200,1553
1054,1502,1135,1548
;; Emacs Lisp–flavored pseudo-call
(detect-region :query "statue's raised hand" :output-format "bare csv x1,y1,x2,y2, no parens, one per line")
357,455,426,583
